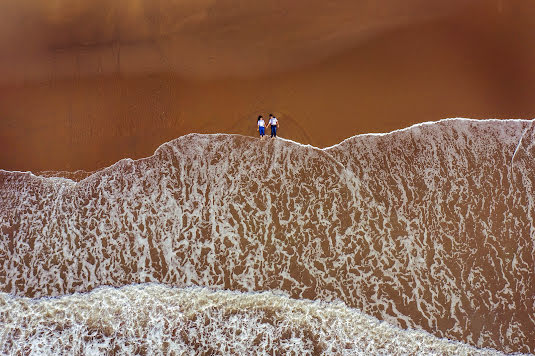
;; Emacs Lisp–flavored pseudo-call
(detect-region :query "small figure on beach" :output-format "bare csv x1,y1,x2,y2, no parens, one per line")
257,115,266,139
268,114,279,138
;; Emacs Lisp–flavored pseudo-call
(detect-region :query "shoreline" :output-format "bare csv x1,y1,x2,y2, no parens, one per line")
1,117,531,182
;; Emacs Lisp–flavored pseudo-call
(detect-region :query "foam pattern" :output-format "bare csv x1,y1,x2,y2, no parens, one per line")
1,119,534,353
0,284,515,355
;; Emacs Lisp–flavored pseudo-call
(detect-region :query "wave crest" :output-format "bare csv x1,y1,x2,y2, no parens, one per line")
0,284,510,355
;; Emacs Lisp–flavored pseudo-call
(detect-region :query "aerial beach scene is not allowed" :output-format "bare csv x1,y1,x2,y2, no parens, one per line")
1,1,535,355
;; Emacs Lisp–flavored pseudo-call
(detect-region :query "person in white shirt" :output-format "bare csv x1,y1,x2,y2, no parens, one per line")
268,114,279,138
257,115,266,139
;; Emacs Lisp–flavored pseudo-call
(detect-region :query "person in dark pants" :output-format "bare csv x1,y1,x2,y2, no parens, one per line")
257,115,266,139
268,114,279,138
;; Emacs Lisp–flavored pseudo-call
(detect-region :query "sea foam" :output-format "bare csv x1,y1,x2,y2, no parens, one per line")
0,284,518,355
1,118,534,353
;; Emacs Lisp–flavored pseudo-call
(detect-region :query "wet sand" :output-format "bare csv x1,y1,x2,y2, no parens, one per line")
1,1,535,172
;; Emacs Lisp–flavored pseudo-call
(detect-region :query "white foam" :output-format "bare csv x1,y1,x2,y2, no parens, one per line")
1,118,534,353
0,284,520,355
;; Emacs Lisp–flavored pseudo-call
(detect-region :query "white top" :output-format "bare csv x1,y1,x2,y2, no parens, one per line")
269,117,278,126
258,119,265,127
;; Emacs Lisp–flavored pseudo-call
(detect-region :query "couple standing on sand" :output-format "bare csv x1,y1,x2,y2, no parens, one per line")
257,114,279,139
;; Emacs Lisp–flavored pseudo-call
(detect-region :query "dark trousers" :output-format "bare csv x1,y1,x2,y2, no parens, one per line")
271,126,277,138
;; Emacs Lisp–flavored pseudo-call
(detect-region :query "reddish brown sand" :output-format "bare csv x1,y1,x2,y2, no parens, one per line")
1,0,535,171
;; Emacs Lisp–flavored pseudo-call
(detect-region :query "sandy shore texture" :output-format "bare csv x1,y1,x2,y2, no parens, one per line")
2,120,534,352
1,0,535,171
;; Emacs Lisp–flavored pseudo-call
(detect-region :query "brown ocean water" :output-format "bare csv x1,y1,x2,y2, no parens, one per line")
1,119,534,354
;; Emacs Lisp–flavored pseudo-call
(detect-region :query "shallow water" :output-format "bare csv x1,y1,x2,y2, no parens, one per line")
1,119,534,353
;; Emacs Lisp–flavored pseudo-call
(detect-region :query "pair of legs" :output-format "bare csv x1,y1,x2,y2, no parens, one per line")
259,126,277,138
270,126,277,138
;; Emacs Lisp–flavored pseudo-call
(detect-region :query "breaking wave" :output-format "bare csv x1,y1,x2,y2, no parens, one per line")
0,284,510,355
1,118,534,353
